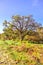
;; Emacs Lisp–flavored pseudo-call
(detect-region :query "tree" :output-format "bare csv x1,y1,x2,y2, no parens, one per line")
3,15,41,41
36,27,43,43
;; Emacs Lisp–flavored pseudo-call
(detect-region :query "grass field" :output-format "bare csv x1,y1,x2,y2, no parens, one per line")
0,40,43,65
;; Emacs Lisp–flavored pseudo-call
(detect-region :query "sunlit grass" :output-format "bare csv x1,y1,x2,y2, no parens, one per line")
0,40,43,65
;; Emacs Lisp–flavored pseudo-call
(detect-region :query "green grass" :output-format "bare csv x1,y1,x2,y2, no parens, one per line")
0,40,43,65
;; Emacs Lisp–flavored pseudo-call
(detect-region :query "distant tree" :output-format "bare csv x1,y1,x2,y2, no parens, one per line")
3,15,41,41
36,27,43,43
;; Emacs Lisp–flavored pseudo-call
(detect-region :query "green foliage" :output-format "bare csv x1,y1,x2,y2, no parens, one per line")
2,15,41,41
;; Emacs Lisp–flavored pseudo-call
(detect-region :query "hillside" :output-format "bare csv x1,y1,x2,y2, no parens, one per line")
0,40,43,65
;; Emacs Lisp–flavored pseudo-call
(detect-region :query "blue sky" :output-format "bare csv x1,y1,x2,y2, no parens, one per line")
0,0,43,33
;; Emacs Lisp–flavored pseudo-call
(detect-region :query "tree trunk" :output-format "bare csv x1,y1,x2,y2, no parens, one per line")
20,34,24,41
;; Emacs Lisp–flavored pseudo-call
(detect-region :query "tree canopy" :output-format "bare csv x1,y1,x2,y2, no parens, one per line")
3,15,41,41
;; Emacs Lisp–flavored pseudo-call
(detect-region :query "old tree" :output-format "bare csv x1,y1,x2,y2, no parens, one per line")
3,15,40,41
